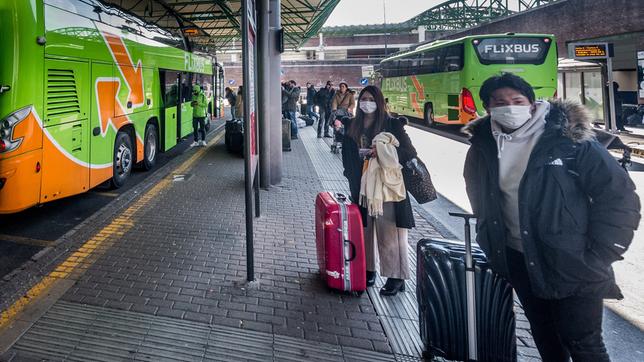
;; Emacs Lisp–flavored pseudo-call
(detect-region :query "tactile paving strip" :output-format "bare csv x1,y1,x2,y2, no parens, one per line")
7,301,397,362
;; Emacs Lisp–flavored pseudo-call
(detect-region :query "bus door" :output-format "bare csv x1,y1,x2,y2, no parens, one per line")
160,70,179,151
179,72,194,138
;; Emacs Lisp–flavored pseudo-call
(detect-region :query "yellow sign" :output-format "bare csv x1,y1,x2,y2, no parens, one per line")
574,44,607,59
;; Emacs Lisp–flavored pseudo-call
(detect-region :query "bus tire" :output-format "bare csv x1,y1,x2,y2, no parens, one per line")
424,104,435,127
111,132,133,189
142,123,158,171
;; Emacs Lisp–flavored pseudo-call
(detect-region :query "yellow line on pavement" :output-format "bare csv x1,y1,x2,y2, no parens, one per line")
0,131,224,331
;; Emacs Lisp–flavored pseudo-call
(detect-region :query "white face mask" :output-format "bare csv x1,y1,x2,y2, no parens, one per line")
490,105,532,130
360,101,377,114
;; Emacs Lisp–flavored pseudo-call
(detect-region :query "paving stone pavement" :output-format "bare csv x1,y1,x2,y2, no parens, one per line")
2,121,541,361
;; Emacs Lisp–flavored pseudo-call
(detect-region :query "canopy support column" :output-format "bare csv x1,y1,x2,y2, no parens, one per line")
257,0,271,188
268,0,283,185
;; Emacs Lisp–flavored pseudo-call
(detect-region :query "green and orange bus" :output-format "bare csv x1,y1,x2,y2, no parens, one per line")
0,0,220,213
377,33,558,126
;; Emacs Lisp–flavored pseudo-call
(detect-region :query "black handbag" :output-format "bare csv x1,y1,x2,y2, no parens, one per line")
402,157,437,204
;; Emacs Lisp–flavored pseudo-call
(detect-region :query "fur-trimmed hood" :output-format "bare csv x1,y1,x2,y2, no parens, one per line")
463,99,595,144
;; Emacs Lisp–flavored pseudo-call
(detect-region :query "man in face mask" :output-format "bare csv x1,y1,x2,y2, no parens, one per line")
462,73,640,362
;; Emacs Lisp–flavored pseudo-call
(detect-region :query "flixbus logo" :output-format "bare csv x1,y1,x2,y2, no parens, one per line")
185,54,207,73
483,44,541,54
383,77,408,93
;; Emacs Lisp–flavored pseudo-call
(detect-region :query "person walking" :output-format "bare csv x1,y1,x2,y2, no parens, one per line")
462,73,640,362
341,85,417,296
225,87,237,119
190,84,208,147
282,80,300,139
315,81,335,138
306,82,318,121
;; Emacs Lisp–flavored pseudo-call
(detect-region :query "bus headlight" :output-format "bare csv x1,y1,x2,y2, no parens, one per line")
1,105,31,153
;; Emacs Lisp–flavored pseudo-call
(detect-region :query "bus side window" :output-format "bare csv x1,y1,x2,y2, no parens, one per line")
443,44,464,72
419,51,437,74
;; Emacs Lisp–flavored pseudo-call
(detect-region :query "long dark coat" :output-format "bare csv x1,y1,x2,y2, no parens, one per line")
463,99,640,300
341,116,417,229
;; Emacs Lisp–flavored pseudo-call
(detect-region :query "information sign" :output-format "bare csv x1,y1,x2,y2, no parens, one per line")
571,43,613,60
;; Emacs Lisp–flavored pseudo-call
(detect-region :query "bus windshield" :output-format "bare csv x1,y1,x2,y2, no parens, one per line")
473,37,552,65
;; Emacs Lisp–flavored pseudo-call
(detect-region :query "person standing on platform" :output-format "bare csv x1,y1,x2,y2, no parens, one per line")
315,81,335,138
282,80,300,139
191,84,208,147
225,87,237,120
462,73,640,362
235,86,244,121
340,85,418,297
332,81,356,123
306,82,318,121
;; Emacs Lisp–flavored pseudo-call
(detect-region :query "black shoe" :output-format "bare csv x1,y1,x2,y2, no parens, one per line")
324,133,332,138
291,135,298,140
380,278,405,296
317,134,322,138
366,271,376,287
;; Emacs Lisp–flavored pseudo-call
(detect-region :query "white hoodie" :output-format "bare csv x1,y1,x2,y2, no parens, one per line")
491,101,550,252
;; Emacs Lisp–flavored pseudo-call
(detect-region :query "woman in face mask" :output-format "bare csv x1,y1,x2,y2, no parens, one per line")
340,85,419,296
463,73,640,361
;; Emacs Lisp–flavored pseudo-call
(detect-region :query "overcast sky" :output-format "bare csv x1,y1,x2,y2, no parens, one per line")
323,0,445,27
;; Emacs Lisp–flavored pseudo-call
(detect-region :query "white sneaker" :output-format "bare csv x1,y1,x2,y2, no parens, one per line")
190,141,199,147
200,140,207,147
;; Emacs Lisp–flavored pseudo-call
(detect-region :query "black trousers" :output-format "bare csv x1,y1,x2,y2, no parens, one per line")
506,248,610,362
193,117,206,141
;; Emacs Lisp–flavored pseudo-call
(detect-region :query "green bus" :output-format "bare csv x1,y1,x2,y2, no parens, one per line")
378,33,558,126
0,0,219,214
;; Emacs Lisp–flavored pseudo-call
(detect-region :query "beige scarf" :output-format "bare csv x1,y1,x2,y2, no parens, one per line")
359,132,407,217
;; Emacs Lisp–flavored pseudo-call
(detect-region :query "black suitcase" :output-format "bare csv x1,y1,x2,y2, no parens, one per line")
300,115,315,126
225,119,244,156
417,213,516,362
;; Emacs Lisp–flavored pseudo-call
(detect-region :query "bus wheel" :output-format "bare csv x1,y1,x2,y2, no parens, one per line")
142,124,158,171
111,132,133,188
424,104,435,127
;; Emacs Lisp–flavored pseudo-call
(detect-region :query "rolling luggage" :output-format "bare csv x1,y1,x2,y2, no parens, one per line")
417,213,516,362
282,118,291,151
315,192,366,292
225,119,244,156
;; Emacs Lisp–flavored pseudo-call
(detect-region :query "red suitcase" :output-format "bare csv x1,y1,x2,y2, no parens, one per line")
315,192,366,292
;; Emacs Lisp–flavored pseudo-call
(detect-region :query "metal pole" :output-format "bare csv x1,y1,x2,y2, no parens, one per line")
268,0,283,185
607,58,617,132
242,0,255,282
257,0,271,188
383,0,388,57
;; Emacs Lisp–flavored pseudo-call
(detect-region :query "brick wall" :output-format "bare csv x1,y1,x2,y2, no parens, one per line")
222,59,381,90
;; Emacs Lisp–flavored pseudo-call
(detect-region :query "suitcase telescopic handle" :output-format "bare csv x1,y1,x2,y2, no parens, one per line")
449,212,478,361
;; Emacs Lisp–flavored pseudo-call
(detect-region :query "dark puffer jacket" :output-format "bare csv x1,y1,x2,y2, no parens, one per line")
341,116,417,229
463,99,640,300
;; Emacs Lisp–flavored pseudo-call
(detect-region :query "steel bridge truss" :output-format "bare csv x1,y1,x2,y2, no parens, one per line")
407,0,560,31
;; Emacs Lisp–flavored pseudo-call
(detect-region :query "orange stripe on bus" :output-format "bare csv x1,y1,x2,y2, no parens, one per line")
102,32,144,107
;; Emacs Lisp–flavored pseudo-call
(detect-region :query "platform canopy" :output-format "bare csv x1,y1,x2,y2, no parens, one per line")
99,0,340,51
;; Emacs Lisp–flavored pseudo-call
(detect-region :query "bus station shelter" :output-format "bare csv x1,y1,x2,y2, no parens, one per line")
99,0,340,186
